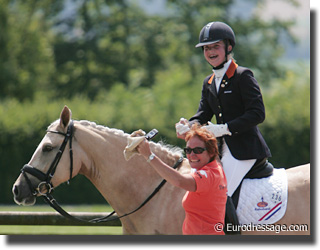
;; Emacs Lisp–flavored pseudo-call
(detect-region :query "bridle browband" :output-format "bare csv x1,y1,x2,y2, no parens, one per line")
20,121,184,224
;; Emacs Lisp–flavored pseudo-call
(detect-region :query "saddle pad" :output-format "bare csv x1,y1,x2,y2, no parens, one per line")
236,168,288,225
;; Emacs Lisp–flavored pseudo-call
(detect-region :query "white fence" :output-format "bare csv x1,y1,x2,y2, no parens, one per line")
0,211,121,226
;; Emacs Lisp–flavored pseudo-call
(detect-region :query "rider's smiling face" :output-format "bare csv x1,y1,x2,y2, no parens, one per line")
203,41,230,67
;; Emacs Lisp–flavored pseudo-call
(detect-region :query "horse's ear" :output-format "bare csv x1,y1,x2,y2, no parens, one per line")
59,106,72,128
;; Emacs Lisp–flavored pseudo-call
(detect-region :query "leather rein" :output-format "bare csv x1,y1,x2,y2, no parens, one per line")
21,121,183,224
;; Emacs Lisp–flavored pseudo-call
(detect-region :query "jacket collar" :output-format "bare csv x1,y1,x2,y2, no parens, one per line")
208,60,238,85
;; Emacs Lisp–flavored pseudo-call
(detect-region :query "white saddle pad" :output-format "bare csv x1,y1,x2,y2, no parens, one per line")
236,168,288,225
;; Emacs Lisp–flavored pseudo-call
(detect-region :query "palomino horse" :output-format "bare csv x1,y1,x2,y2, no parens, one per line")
12,106,310,235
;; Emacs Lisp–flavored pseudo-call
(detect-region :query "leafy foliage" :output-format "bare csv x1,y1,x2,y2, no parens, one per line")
260,65,310,167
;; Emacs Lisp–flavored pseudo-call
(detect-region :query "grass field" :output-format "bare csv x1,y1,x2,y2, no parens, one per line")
0,205,123,235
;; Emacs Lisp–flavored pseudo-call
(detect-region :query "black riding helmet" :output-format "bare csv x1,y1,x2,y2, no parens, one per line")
195,21,236,49
196,22,236,69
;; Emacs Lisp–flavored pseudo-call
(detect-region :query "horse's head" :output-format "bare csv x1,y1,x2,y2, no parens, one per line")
12,106,82,206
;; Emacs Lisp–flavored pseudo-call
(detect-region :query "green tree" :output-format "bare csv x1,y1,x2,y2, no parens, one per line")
260,65,310,167
166,0,297,85
0,0,299,101
0,0,62,101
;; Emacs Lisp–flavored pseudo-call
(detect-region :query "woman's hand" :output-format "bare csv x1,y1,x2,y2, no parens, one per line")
137,139,152,160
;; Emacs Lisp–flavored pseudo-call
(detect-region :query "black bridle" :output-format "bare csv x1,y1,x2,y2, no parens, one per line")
20,121,183,224
21,120,75,197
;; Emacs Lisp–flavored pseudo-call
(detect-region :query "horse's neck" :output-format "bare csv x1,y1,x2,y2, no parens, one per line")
74,122,182,215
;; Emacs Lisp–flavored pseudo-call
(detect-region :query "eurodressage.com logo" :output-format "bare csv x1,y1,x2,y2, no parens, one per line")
226,223,309,234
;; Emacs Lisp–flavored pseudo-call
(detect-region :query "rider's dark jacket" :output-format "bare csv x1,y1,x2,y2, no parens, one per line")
190,60,271,160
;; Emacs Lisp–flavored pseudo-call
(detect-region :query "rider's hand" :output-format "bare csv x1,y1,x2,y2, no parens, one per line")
204,122,231,138
175,118,190,139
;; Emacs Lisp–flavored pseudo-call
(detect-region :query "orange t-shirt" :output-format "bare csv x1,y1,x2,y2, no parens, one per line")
182,160,227,235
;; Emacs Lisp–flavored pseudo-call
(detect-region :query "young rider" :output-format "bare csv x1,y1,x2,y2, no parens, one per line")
176,22,272,232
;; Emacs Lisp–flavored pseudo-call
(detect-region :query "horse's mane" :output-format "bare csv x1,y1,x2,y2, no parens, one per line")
78,120,127,138
51,119,183,157
153,141,183,157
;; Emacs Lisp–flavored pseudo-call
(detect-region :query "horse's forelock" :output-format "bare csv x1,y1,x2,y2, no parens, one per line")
47,119,60,130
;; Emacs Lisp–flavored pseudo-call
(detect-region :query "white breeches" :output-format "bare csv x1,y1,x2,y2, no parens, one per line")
221,140,256,196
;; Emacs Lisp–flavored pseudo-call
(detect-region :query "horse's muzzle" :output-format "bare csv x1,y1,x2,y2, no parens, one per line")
12,180,36,206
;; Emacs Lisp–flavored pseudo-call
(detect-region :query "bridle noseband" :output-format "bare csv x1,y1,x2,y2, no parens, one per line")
19,121,184,224
21,120,74,196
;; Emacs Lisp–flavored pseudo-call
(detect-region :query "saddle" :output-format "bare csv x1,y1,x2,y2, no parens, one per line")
224,158,274,234
233,158,274,208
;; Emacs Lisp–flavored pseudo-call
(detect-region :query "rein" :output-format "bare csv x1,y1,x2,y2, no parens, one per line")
21,121,184,224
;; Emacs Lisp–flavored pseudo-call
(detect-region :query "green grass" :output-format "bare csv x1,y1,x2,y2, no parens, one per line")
0,205,123,235
1,225,123,235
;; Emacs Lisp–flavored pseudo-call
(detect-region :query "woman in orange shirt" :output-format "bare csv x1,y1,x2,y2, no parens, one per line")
137,124,227,235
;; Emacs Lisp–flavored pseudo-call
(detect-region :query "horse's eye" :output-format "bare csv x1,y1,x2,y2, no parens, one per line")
42,145,53,152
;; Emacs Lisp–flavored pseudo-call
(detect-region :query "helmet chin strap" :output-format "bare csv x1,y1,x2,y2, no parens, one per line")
212,40,231,70
212,59,228,70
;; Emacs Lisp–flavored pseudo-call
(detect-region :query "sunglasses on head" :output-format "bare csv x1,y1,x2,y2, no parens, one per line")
184,147,207,154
